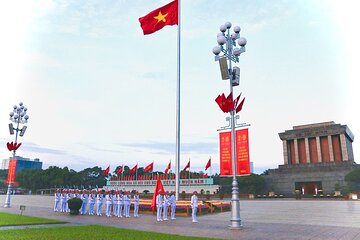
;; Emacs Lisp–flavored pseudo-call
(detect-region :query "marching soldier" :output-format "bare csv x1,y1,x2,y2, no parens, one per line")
191,191,198,223
123,191,131,218
156,190,163,221
162,191,170,220
96,189,104,216
117,190,124,218
60,189,68,213
88,190,96,215
80,189,89,215
66,189,74,212
54,189,61,212
113,190,119,217
170,191,176,220
133,191,140,217
105,190,113,217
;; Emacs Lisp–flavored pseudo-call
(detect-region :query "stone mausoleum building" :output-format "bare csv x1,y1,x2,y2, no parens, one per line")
264,121,358,196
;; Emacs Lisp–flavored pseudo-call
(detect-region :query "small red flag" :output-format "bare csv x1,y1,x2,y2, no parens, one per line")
233,93,241,109
215,93,227,113
139,0,178,35
129,164,138,174
182,160,190,172
144,162,154,173
116,166,123,175
235,97,246,113
102,165,110,176
151,177,165,213
164,161,171,174
225,92,233,112
205,158,211,171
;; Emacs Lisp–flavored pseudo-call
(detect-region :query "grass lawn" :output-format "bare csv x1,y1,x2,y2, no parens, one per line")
0,225,219,240
0,212,65,226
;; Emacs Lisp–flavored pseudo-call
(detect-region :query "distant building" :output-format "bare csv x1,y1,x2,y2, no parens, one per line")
264,122,358,196
1,156,42,173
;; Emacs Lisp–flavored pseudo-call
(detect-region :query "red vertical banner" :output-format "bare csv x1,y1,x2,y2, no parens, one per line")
236,129,250,176
219,131,232,176
219,129,250,176
7,159,17,184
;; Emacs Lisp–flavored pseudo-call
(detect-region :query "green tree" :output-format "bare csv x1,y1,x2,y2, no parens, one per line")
345,168,360,192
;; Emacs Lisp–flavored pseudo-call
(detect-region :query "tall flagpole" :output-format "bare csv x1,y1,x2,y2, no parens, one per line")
175,0,181,201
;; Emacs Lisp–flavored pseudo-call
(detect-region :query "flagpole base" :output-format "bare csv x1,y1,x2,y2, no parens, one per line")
4,184,12,208
229,178,242,229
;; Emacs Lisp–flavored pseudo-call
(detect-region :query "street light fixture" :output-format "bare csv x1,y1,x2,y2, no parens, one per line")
212,22,247,229
4,102,29,208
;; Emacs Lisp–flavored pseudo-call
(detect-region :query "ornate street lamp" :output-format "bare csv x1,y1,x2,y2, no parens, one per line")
212,22,247,229
4,102,29,208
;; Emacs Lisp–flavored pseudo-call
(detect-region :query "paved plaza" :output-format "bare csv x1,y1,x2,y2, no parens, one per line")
1,195,360,239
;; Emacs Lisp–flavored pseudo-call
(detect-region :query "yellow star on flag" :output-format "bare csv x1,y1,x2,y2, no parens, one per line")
154,11,168,23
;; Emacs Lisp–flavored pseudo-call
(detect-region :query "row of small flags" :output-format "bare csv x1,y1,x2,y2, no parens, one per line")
103,158,211,177
109,172,210,181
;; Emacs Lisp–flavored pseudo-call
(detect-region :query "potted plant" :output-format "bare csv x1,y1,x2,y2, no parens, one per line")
67,198,83,215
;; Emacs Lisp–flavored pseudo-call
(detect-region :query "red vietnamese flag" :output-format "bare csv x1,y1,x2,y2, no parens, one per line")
205,158,211,171
139,0,178,35
235,97,246,113
102,165,110,176
129,164,138,174
116,166,123,175
182,160,190,172
215,93,227,113
225,92,233,112
144,162,154,173
164,161,171,174
151,177,165,213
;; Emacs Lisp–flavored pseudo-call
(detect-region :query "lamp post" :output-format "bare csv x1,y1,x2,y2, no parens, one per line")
4,102,29,208
212,22,247,229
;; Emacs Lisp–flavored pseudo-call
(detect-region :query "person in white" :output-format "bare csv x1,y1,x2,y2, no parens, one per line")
113,190,119,217
156,190,164,221
117,190,124,218
123,191,131,218
133,191,140,217
54,189,61,212
162,191,170,220
66,189,74,212
105,190,113,217
60,189,68,213
96,190,104,216
170,191,176,220
191,191,198,223
88,190,96,215
80,189,89,215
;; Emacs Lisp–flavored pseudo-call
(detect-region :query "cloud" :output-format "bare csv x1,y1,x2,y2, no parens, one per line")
118,141,218,155
0,138,67,156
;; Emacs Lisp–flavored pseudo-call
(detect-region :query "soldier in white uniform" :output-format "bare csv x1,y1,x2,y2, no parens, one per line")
54,189,61,212
190,191,198,222
80,189,89,215
105,190,113,217
96,190,104,216
88,190,96,215
66,189,74,212
75,189,81,198
162,191,170,220
170,191,176,220
156,190,164,221
60,189,68,213
133,191,140,217
117,190,124,218
123,191,131,218
112,190,119,217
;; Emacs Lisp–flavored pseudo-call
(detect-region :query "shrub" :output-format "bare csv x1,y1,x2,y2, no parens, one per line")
67,198,82,215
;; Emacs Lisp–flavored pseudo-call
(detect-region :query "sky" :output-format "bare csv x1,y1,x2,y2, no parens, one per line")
0,0,359,174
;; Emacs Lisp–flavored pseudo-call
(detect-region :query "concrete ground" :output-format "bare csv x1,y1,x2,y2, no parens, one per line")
1,195,360,240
